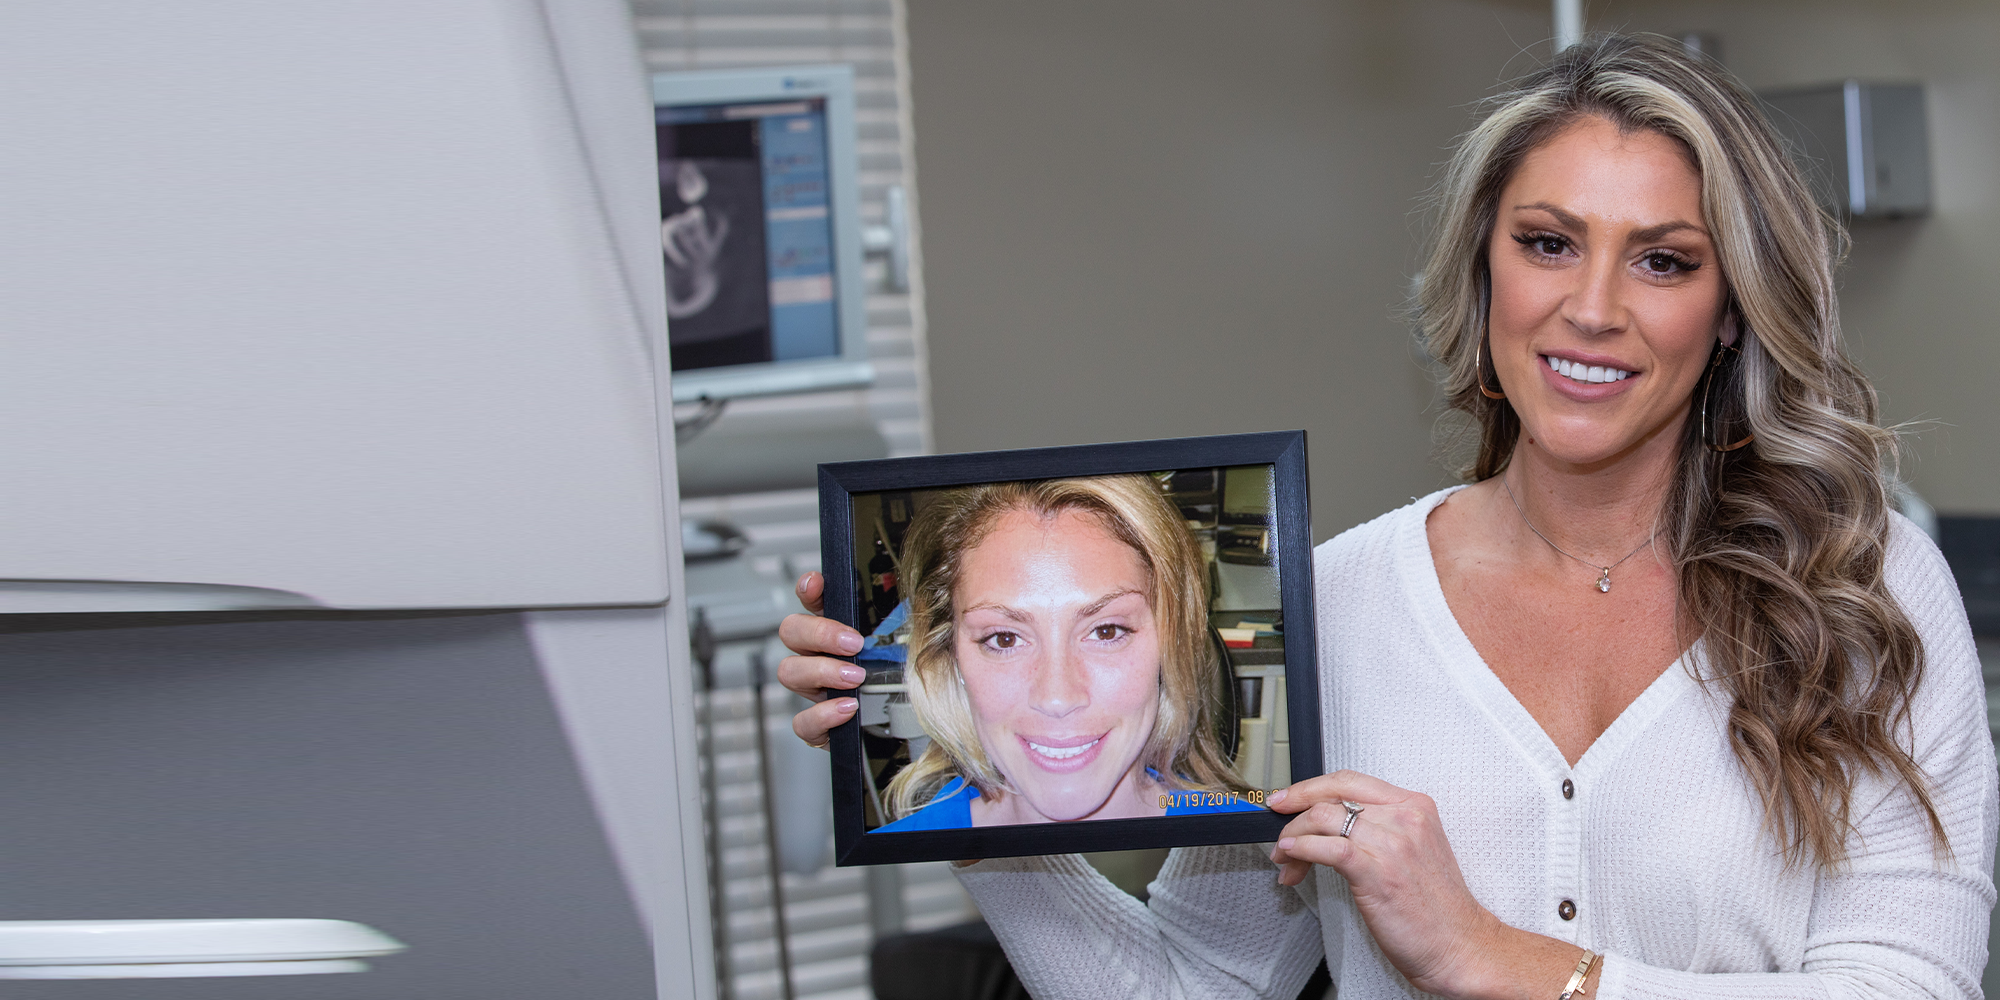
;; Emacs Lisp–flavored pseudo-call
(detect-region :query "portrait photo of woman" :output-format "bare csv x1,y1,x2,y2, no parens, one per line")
851,472,1277,831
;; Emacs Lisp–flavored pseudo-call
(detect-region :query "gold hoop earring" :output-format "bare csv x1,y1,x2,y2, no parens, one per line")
1701,344,1754,453
1476,336,1506,400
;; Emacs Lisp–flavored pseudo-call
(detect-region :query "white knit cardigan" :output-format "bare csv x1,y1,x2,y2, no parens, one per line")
955,488,1998,999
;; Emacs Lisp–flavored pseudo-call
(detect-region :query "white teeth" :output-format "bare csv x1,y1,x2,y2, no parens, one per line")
1544,357,1633,384
1027,739,1098,760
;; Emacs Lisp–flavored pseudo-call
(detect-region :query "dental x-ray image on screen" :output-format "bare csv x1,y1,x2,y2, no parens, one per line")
657,113,773,369
656,97,841,372
653,65,871,402
818,433,1317,865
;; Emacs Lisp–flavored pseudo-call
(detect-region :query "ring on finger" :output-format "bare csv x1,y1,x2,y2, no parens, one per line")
1338,800,1364,838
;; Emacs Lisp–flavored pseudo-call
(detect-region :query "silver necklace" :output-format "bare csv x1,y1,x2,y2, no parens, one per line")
1501,474,1655,593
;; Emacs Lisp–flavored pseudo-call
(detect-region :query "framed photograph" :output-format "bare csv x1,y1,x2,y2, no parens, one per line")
817,431,1317,865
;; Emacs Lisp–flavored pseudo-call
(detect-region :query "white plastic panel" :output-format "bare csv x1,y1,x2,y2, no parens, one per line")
526,604,711,1000
0,1,672,610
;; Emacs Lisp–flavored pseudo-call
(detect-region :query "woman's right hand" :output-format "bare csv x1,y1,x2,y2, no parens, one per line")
777,571,867,748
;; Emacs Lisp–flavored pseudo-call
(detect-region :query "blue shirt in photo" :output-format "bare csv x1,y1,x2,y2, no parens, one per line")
872,774,1266,832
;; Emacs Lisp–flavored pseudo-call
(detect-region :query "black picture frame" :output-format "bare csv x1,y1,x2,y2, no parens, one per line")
817,431,1318,865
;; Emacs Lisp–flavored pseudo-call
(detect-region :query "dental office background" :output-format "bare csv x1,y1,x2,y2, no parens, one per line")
3,2,1995,1000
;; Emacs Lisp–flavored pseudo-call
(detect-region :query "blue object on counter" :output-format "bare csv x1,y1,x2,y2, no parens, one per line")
856,600,909,664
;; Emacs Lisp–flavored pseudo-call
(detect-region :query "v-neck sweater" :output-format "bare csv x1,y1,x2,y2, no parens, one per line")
954,488,1998,999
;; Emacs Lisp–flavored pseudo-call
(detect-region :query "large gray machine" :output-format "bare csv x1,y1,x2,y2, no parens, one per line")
1,3,706,996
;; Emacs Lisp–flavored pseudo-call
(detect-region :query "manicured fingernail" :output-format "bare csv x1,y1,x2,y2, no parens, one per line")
839,665,865,684
1277,837,1297,851
834,698,858,713
1267,789,1287,807
837,632,863,654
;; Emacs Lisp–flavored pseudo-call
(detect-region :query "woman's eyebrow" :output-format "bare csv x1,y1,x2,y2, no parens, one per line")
1077,589,1146,618
959,588,1145,623
1512,202,1586,230
1628,219,1707,243
960,602,1033,623
1513,202,1706,244
1510,204,1706,244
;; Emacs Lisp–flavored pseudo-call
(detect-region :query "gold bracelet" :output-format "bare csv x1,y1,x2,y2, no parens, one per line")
1559,950,1597,1000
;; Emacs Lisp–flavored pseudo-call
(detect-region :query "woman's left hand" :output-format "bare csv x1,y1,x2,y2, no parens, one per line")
1268,770,1517,998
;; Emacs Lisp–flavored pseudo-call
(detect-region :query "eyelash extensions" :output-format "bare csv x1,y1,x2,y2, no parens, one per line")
1510,231,1703,276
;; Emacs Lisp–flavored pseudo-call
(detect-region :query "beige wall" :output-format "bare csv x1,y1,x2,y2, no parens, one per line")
1598,0,2000,514
906,1,1550,541
907,0,2000,541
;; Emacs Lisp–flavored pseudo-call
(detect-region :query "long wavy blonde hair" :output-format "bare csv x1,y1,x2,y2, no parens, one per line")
882,475,1246,821
1421,35,1941,867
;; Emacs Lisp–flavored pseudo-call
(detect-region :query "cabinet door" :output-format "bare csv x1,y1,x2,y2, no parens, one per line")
1,2,674,610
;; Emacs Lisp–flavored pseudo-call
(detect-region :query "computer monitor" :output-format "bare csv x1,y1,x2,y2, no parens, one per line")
653,65,873,402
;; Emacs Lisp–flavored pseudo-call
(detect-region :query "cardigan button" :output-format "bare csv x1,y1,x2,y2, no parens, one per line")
1558,899,1577,921
1562,779,1574,800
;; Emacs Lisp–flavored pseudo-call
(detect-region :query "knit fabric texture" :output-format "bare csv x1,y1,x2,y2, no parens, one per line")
954,487,1998,999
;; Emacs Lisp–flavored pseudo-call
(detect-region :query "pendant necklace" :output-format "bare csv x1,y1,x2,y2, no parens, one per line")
1501,474,1655,593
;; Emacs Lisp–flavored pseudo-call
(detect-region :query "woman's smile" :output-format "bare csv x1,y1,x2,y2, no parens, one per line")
1018,732,1106,770
1541,352,1635,384
1537,350,1641,403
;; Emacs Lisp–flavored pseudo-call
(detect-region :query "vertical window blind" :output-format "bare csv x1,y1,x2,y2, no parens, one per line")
629,2,956,998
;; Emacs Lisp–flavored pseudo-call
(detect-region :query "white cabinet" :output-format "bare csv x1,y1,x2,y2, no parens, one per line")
1,2,674,610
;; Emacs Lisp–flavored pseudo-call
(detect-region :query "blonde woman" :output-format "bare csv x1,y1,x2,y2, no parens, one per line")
782,35,1994,1000
871,476,1255,830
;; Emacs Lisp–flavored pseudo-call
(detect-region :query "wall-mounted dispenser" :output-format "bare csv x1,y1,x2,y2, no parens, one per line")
2,3,708,997
1760,82,1931,220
